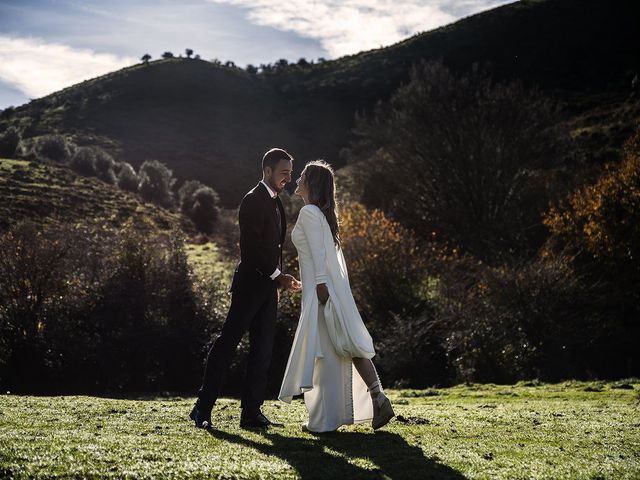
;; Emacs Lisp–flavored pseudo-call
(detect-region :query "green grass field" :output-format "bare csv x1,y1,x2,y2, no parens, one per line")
1,381,638,479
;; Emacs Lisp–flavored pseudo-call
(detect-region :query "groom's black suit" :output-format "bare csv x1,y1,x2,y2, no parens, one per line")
198,182,286,414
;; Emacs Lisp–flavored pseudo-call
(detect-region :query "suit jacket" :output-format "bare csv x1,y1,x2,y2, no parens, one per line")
231,182,286,292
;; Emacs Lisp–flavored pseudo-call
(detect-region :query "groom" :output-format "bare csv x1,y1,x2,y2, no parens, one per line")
191,147,300,429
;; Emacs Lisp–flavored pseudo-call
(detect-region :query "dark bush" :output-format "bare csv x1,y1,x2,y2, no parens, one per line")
116,162,139,192
0,219,225,394
431,254,598,383
178,179,205,212
340,202,430,336
179,180,221,234
69,147,97,176
0,126,21,158
93,148,117,184
138,159,176,209
189,187,220,234
33,134,73,163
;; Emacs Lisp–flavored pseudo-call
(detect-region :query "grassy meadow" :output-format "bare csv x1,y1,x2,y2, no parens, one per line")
1,381,638,479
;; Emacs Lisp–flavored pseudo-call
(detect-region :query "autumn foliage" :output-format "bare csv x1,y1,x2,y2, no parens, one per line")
339,202,430,334
544,127,640,286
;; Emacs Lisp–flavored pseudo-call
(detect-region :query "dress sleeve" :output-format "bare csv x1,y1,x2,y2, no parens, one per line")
298,205,328,284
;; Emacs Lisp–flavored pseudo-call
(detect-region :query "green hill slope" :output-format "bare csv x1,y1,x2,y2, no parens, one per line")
1,0,638,206
0,158,190,233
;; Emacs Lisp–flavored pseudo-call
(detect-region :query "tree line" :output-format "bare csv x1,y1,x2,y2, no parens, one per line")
0,59,637,393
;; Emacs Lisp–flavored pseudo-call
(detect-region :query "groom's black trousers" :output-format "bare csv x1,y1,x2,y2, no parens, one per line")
198,282,277,414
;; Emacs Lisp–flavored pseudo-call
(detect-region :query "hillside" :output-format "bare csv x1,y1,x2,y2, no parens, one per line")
1,0,639,206
0,158,191,233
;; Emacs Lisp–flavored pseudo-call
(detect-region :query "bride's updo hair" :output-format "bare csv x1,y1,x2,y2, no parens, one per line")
302,160,340,247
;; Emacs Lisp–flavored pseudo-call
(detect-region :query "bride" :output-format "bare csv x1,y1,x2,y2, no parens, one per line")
278,160,395,432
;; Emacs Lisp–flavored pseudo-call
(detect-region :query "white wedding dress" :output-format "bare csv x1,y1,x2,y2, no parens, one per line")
278,204,378,432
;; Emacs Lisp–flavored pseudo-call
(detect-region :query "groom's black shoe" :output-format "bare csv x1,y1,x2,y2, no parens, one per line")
240,410,279,429
190,401,213,430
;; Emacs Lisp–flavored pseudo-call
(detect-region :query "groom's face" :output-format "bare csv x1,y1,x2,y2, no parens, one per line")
265,159,293,193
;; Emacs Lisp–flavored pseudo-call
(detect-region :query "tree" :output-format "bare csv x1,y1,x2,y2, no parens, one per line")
275,59,289,71
246,64,258,75
178,180,220,234
69,147,97,176
33,134,73,163
544,126,640,310
178,179,204,212
116,162,139,192
1,106,15,118
189,187,220,234
185,48,193,58
0,126,21,158
340,202,429,333
141,53,151,64
93,148,117,184
161,51,174,59
68,146,116,183
350,60,568,263
137,159,176,208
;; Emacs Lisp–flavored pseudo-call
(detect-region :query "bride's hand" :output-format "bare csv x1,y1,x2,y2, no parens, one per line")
316,283,329,304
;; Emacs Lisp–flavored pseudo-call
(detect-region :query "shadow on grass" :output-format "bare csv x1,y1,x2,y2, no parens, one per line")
209,428,466,479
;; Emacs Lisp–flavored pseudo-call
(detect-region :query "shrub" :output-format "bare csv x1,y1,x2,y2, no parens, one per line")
188,187,220,234
340,202,430,336
93,148,117,184
138,159,176,209
541,127,640,379
179,180,220,234
69,147,97,176
544,127,640,298
178,180,205,212
0,126,21,158
116,162,139,192
33,134,73,163
431,255,597,383
0,219,220,393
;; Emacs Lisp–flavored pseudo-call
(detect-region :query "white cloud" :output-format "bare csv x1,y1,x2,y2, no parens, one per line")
0,36,136,100
208,0,513,58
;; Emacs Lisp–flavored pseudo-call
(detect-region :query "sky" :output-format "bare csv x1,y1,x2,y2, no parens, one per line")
0,0,513,109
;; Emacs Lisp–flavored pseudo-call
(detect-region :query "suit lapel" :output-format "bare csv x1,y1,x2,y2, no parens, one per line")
276,195,286,241
258,182,284,235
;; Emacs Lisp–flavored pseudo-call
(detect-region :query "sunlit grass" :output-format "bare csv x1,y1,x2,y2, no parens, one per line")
185,241,232,281
1,381,638,479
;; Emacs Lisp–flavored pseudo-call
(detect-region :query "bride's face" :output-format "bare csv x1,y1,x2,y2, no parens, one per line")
295,171,308,199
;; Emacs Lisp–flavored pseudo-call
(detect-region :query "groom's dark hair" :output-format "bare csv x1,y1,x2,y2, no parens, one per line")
262,148,293,171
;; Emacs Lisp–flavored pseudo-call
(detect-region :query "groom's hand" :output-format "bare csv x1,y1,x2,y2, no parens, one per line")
316,283,329,304
275,273,301,292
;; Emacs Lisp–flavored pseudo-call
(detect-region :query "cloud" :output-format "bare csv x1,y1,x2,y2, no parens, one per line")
208,0,513,58
0,36,136,100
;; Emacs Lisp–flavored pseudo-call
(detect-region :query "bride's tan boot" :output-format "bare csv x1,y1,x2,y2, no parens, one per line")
369,380,395,430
